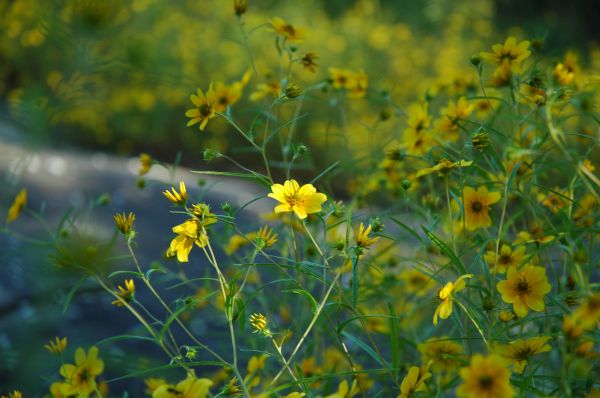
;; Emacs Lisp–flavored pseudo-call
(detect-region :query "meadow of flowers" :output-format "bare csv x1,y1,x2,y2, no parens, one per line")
1,0,600,397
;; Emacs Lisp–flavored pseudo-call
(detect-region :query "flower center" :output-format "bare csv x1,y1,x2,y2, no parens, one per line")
286,193,301,206
471,201,483,213
199,104,212,117
516,278,530,294
478,374,494,390
499,254,511,265
514,346,534,361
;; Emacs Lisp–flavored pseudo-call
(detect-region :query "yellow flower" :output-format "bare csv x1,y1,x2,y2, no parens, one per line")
573,294,600,330
496,265,551,317
490,62,512,87
45,336,67,354
7,189,26,223
403,128,436,156
249,313,271,337
145,378,167,395
434,97,474,142
518,83,546,106
268,179,327,219
212,73,251,112
328,68,368,98
418,337,464,372
324,379,359,398
300,52,319,72
114,211,135,235
185,85,216,131
554,62,575,85
250,81,281,101
538,187,568,214
255,225,278,249
270,17,306,43
111,279,135,307
399,268,434,297
163,181,188,205
480,37,531,71
167,219,209,262
398,365,431,398
495,336,552,373
483,244,526,274
1,392,22,398
433,274,473,325
355,223,379,249
456,354,514,398
459,186,501,230
59,346,104,398
416,159,473,178
139,153,152,175
152,376,213,398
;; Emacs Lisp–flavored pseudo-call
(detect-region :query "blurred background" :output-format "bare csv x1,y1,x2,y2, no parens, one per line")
0,0,598,395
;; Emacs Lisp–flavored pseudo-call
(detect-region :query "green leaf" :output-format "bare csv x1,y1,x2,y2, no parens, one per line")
282,289,318,315
310,161,340,184
421,226,467,274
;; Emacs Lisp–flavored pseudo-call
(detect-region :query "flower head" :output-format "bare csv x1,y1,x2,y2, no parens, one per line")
456,354,514,398
114,212,135,235
399,365,431,398
152,376,213,398
112,279,135,307
416,159,473,178
418,337,464,372
433,274,473,325
139,153,153,175
7,189,26,223
186,85,216,131
480,37,531,71
459,186,501,230
167,219,208,262
483,244,526,274
355,223,379,250
495,336,552,373
270,17,305,43
496,265,551,317
255,226,278,249
268,179,327,219
300,52,319,72
59,346,104,397
249,313,271,337
45,336,68,354
163,181,188,205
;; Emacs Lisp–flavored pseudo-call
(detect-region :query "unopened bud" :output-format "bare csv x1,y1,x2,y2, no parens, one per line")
285,82,303,98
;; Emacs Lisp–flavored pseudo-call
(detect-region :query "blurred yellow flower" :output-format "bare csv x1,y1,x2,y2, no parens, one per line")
138,153,152,175
495,336,551,373
114,211,135,235
355,222,379,249
270,17,306,43
152,376,213,398
59,346,104,398
186,85,216,131
324,379,359,398
496,265,551,317
456,354,514,398
416,159,472,178
480,36,531,71
483,244,526,274
268,179,327,219
249,313,271,337
7,189,26,223
167,219,208,262
45,336,67,354
398,365,431,398
163,181,188,205
111,279,135,307
433,274,473,325
418,337,464,372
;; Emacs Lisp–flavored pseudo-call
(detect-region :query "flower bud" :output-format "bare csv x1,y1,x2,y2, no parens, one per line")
285,82,303,98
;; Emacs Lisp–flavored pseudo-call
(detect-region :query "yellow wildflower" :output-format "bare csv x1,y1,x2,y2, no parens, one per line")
138,153,152,175
573,294,600,330
270,17,305,43
185,85,216,131
145,378,167,395
456,354,514,398
480,36,531,71
59,346,104,398
114,212,135,235
496,265,551,317
250,81,281,101
416,159,473,178
495,336,551,373
152,376,213,398
324,380,359,398
167,219,208,262
435,97,474,142
483,244,526,274
249,313,271,337
268,179,327,220
418,337,464,372
433,274,473,325
554,62,575,85
300,52,319,72
163,181,188,205
459,186,501,230
111,279,135,307
355,222,379,249
398,365,431,398
45,336,67,354
7,189,26,223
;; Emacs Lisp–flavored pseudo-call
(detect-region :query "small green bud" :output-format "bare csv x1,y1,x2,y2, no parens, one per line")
401,179,411,190
203,148,221,162
470,55,481,67
285,82,303,98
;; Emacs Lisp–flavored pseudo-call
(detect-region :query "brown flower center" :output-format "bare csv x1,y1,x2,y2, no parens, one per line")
514,346,534,361
286,193,301,206
478,374,494,390
499,254,511,265
471,201,484,213
516,278,530,294
199,104,212,117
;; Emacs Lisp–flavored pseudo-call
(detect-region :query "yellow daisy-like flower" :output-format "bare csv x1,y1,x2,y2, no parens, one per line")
456,354,514,398
145,378,167,395
185,85,216,131
7,189,26,223
435,97,474,142
255,225,278,249
167,219,210,263
483,244,526,274
398,365,431,398
418,337,464,372
111,279,135,307
459,186,501,230
496,265,551,317
416,159,473,178
324,379,359,398
138,153,153,175
1,392,22,398
268,179,327,220
114,211,135,235
399,268,434,297
573,294,600,330
433,274,473,325
59,346,104,398
152,376,213,398
270,17,306,43
495,336,552,373
355,223,379,249
480,36,531,71
328,68,368,98
45,336,68,354
249,313,271,337
554,62,575,85
163,181,188,205
249,81,281,101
